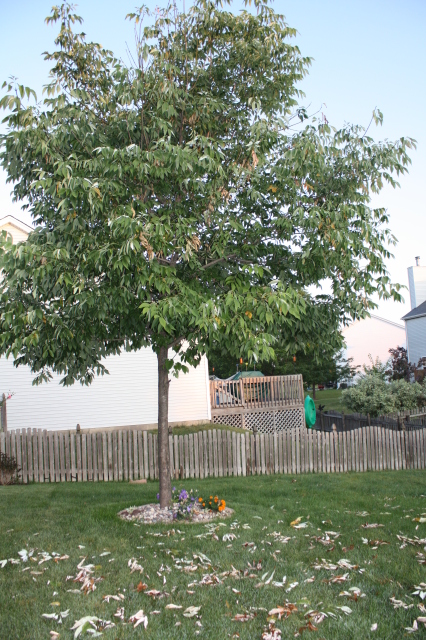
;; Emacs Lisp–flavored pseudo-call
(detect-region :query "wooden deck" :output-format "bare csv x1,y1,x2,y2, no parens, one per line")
210,375,305,431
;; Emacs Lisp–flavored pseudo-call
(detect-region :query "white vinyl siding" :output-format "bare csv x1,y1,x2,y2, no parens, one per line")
0,221,31,245
0,348,211,431
405,316,426,365
342,315,405,370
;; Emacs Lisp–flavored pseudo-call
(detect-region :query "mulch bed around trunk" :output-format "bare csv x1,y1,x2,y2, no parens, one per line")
118,503,234,525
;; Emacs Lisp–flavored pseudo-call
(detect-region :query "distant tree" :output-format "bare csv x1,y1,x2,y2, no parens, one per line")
262,347,358,398
0,1,414,506
362,355,389,380
386,347,415,381
386,347,426,383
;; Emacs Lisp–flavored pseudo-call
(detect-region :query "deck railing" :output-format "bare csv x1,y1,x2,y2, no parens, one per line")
210,375,304,410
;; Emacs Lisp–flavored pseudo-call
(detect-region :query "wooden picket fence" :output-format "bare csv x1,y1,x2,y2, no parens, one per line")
1,425,425,484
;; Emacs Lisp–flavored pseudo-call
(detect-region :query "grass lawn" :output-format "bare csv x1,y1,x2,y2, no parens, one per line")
305,388,349,413
1,471,425,639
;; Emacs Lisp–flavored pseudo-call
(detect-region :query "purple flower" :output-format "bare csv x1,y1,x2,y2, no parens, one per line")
187,506,191,512
173,512,177,519
156,493,160,501
179,489,188,501
172,487,176,492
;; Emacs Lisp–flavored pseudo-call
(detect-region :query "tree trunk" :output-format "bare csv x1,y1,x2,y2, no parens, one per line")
312,382,316,400
158,346,172,508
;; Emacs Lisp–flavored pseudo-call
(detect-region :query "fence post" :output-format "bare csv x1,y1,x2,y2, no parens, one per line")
1,394,7,433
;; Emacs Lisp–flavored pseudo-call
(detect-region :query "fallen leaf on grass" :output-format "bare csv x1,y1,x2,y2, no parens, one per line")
305,610,326,625
335,606,352,615
113,607,125,620
165,604,182,610
145,589,168,599
183,606,201,618
233,613,256,622
404,618,426,633
268,604,297,620
369,540,390,548
361,523,384,529
128,610,148,629
412,583,426,600
339,587,366,600
103,594,125,603
389,596,414,610
136,581,148,592
128,558,144,574
70,616,114,638
261,622,282,639
50,632,60,639
296,621,318,635
371,623,378,631
324,573,349,584
337,559,359,570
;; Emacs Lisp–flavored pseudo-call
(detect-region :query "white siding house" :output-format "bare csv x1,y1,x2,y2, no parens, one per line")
0,215,211,431
0,348,211,431
402,259,426,366
407,263,426,310
342,314,406,370
0,215,33,244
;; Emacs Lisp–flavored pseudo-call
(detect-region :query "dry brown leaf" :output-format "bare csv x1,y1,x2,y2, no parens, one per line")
233,612,256,622
298,621,318,634
268,604,297,620
261,622,282,639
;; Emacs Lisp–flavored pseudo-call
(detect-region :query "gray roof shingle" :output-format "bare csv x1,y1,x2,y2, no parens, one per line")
402,300,426,321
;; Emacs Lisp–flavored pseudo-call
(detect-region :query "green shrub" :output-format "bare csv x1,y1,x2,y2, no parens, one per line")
0,452,20,485
342,373,426,417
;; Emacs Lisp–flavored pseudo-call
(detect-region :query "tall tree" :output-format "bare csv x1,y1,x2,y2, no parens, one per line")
0,1,414,506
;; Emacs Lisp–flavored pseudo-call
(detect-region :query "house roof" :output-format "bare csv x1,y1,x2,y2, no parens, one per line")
0,215,33,234
402,300,426,321
342,314,405,331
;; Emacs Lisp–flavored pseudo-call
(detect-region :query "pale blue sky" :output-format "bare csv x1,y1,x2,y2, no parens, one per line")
1,0,425,323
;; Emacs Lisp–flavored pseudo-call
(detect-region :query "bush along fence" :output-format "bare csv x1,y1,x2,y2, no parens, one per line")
313,407,426,433
0,425,425,484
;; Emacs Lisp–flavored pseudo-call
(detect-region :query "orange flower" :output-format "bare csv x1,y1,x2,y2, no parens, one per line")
214,497,218,503
218,505,224,512
209,495,213,499
221,500,226,507
202,502,205,507
198,497,203,503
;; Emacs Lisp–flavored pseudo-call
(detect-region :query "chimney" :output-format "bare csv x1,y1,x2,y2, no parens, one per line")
415,256,420,266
